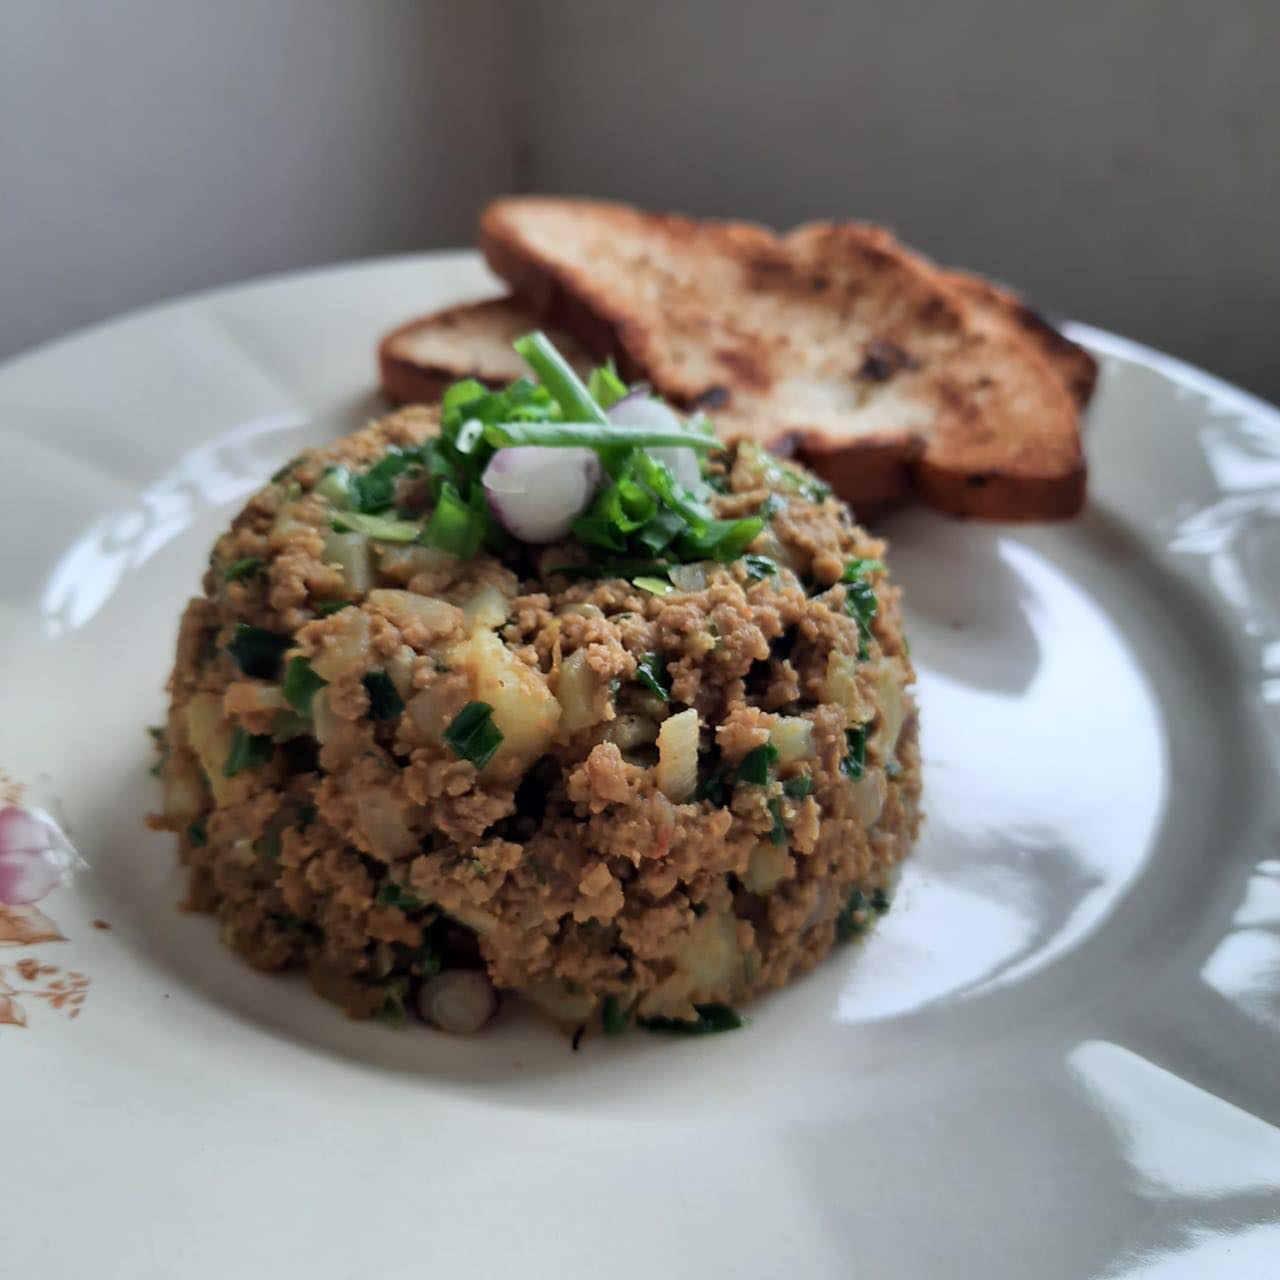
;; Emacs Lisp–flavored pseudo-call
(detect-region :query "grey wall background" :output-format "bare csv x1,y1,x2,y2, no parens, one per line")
3,0,1278,401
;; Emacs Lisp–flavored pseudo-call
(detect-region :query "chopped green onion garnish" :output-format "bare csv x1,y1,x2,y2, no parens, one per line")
421,482,487,558
767,797,788,846
601,994,629,1035
225,624,291,680
638,1003,746,1035
316,466,353,509
548,558,675,581
187,817,208,846
223,725,274,777
736,743,778,787
225,556,264,582
282,656,326,715
836,888,871,941
782,774,814,799
350,449,416,513
841,559,881,658
633,576,673,596
634,653,670,700
587,360,629,409
330,511,422,542
315,599,354,616
443,701,503,769
742,554,778,581
362,670,404,720
871,887,891,914
841,725,869,780
376,882,424,911
484,419,716,453
514,330,610,425
271,457,303,483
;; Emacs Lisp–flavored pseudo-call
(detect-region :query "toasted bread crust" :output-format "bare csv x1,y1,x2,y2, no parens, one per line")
940,270,1098,408
378,299,594,405
479,197,1086,520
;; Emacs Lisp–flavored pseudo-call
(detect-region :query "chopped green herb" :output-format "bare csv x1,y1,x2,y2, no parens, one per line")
330,511,422,542
443,701,503,769
695,763,733,807
362,669,404,720
376,882,425,911
421,481,488,558
298,804,318,828
767,797,788,846
633,576,673,596
755,493,786,519
187,817,208,846
586,359,629,409
782,773,814,799
148,724,169,776
841,725,868,780
282,656,326,715
634,652,670,701
836,888,871,941
316,465,353,508
409,941,443,978
486,419,717,454
271,457,303,483
514,330,611,426
224,556,264,582
736,743,779,787
639,1003,746,1035
841,559,881,658
871,887,891,915
602,994,629,1036
677,516,764,562
373,993,408,1030
223,725,274,777
315,599,354,616
349,448,417,513
225,624,291,680
549,558,675,581
742,554,778,581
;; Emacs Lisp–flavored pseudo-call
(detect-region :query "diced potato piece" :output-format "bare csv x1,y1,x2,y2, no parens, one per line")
823,651,869,726
745,840,792,894
460,582,510,630
311,607,372,681
523,977,598,1027
871,665,906,758
769,716,814,766
556,649,606,737
366,588,457,639
655,707,700,802
355,787,419,860
850,770,886,826
448,629,561,771
376,543,456,583
406,685,449,745
162,752,207,822
322,531,374,595
679,909,741,990
185,691,238,805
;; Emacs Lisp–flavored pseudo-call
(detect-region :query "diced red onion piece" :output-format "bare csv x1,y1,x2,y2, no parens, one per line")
482,446,601,543
607,394,702,489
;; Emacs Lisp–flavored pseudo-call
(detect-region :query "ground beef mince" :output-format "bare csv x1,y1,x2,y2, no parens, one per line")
151,406,920,1035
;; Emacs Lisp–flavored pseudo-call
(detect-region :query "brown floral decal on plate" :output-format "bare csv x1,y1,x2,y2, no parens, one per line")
0,779,91,1030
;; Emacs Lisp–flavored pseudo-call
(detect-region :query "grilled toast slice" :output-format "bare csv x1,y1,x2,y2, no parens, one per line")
477,197,1088,519
379,299,594,404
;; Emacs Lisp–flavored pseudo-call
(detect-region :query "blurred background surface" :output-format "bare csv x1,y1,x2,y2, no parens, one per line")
3,0,1277,400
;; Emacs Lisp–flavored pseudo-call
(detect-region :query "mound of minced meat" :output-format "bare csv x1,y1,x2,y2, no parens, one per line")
152,344,919,1038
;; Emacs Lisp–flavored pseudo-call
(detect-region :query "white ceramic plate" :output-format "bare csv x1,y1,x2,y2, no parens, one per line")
2,254,1278,1280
